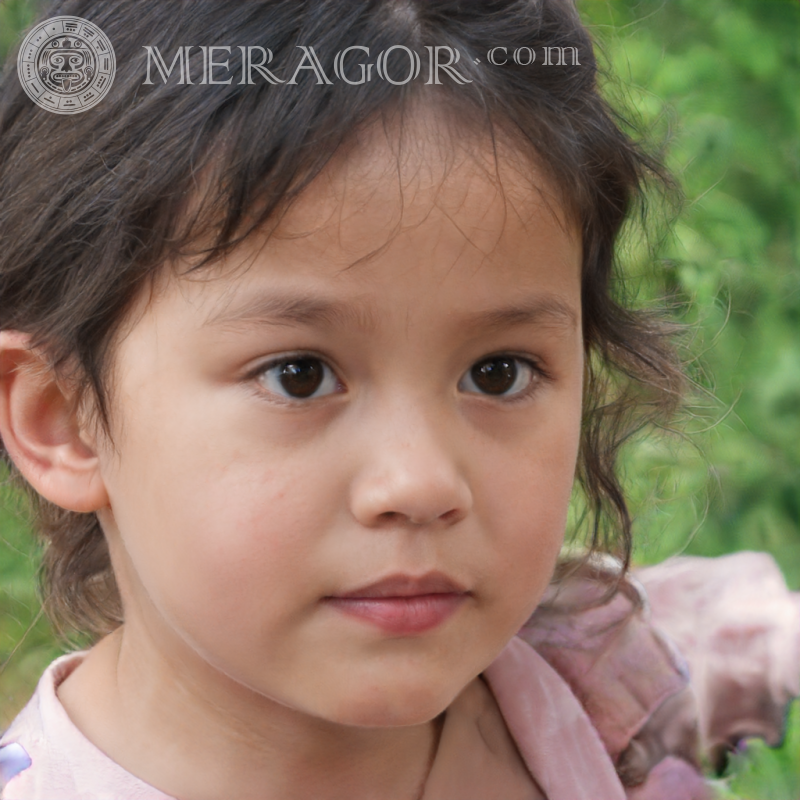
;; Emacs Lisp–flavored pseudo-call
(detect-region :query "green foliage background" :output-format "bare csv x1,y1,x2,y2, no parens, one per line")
0,0,798,796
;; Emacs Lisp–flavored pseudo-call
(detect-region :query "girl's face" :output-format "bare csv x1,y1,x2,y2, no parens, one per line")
97,119,584,727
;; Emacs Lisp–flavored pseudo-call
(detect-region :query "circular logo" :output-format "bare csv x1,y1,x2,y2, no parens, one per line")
17,16,115,114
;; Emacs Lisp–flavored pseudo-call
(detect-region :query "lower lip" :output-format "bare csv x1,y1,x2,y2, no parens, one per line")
325,594,467,635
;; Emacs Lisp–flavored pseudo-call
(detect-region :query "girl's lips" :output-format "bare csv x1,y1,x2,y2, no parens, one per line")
325,572,469,635
325,594,467,635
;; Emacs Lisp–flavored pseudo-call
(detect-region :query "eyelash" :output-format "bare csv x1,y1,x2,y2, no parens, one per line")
251,353,547,404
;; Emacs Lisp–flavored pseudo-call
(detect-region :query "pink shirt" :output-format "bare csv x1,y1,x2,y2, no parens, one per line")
1,637,626,800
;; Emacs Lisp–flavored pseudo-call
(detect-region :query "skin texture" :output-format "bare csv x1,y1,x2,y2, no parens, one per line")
0,115,583,800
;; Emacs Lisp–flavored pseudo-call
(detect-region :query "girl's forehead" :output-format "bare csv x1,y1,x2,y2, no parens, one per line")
267,111,574,257
158,111,581,326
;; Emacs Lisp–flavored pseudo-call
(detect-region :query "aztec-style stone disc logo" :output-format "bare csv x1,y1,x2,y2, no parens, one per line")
17,16,115,114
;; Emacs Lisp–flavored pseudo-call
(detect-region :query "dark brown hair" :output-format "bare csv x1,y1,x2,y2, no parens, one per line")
0,0,683,639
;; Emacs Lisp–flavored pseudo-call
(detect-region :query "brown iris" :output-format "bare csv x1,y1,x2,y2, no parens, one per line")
277,358,325,398
470,357,518,395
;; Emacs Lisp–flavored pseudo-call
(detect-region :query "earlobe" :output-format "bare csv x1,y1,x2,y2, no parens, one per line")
0,330,109,513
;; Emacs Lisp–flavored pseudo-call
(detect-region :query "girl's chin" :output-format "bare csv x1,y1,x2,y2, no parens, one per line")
309,682,460,729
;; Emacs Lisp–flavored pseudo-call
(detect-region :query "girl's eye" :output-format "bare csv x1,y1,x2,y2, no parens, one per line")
459,356,538,398
256,357,341,400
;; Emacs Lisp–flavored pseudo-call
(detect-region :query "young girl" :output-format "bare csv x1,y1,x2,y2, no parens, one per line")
0,0,781,798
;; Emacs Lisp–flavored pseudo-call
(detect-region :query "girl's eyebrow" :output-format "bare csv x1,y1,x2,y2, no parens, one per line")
203,292,578,334
204,292,380,333
463,297,579,333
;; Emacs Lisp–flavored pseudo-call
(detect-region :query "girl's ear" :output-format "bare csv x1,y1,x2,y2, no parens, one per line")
0,330,109,513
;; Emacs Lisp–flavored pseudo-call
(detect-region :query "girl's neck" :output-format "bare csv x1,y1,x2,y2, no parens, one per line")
58,627,442,800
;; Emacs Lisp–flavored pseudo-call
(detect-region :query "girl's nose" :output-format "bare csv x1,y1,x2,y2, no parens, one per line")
348,411,473,529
